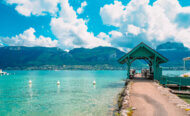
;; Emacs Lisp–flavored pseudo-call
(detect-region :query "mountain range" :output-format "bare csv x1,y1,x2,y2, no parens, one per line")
0,42,189,70
157,42,190,68
0,46,126,70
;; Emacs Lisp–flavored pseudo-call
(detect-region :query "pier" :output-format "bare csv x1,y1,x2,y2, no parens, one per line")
117,42,190,116
118,42,168,81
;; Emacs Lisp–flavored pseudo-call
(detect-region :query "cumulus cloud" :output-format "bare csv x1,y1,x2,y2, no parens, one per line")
0,28,57,47
6,0,60,16
97,31,123,41
109,31,123,38
6,0,190,50
5,0,110,49
97,31,126,49
50,0,110,49
127,25,141,35
97,32,110,40
100,0,190,49
77,1,87,14
100,1,125,27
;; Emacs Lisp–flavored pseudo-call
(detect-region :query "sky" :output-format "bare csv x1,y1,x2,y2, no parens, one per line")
0,0,190,51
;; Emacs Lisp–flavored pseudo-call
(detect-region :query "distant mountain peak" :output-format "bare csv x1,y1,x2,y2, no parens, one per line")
156,42,188,51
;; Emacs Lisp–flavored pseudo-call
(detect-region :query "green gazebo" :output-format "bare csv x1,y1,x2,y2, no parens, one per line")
118,42,168,80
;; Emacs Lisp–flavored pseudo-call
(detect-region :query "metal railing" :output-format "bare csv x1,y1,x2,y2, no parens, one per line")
159,76,190,91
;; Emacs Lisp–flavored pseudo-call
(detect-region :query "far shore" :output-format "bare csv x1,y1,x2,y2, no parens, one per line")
1,65,190,71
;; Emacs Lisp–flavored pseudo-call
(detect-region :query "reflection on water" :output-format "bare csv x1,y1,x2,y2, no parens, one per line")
93,85,96,89
29,84,33,98
57,85,60,94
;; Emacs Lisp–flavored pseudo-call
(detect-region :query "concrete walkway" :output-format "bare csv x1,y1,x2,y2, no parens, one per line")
129,78,187,116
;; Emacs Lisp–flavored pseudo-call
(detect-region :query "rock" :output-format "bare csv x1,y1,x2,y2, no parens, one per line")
120,110,128,116
122,101,128,108
132,107,137,110
117,81,131,116
124,96,129,100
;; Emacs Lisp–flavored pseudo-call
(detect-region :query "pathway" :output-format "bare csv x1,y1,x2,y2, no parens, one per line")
129,78,187,116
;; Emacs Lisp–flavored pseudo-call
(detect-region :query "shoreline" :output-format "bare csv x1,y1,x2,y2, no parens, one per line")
2,68,190,71
114,80,131,116
1,64,190,71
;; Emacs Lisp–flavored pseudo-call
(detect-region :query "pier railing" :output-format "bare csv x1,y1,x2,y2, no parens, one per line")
159,76,190,90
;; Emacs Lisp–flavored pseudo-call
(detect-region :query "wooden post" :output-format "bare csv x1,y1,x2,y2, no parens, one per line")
127,62,130,79
149,64,153,79
156,64,160,81
153,55,157,80
184,60,186,70
127,59,131,79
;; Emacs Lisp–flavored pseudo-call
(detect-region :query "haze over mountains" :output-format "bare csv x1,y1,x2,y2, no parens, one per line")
0,42,189,70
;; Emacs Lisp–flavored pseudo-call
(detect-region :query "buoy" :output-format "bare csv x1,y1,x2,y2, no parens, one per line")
57,81,60,85
29,80,32,84
93,80,96,85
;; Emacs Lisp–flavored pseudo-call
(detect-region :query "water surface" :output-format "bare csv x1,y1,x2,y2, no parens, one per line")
0,70,126,116
0,70,188,116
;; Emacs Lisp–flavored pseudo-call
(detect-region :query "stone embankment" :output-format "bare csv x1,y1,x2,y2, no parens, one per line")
115,80,132,116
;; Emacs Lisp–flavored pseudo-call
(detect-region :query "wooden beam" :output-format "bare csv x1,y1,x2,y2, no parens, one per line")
170,90,190,95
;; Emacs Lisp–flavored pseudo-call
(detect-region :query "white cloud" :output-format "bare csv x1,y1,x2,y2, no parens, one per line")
6,0,60,16
97,32,110,40
77,1,87,14
0,28,57,47
175,28,190,47
97,31,123,44
5,0,110,49
100,0,190,48
0,43,3,46
127,25,141,35
109,31,123,38
100,1,125,27
50,0,110,49
5,0,190,50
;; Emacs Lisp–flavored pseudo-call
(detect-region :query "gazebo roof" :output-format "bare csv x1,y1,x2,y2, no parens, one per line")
118,42,168,64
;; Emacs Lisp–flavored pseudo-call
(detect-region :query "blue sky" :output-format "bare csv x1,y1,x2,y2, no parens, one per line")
0,0,190,51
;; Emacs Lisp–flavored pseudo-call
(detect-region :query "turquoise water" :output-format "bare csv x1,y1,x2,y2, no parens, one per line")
0,70,188,116
163,70,189,77
0,70,126,116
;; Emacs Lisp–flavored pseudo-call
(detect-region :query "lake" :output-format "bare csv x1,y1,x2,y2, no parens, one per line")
0,70,188,116
0,70,126,116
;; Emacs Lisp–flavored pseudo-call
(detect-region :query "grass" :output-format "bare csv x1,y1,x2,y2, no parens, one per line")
183,74,189,78
177,94,190,104
126,107,133,116
114,107,133,116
